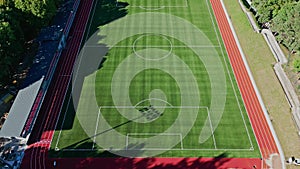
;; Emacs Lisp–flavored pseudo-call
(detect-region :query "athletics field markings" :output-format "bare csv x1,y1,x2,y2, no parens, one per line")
52,0,256,157
55,106,254,152
204,0,254,150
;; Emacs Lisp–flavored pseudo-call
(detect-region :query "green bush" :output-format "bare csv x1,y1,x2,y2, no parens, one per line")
293,59,300,72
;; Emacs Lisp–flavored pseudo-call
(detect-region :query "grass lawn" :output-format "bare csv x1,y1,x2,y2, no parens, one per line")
223,0,300,168
50,0,260,158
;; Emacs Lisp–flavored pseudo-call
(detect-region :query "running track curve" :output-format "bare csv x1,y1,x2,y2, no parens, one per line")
20,0,278,169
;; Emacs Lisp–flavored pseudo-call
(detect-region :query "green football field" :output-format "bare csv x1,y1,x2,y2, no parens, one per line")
50,0,261,158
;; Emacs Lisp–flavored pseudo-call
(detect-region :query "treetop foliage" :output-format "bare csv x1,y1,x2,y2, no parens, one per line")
0,0,59,85
252,0,300,52
14,0,56,23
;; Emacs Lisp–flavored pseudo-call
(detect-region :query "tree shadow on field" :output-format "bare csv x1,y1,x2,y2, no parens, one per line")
49,142,147,158
98,57,107,69
51,114,144,156
52,0,128,132
86,0,129,39
27,0,129,152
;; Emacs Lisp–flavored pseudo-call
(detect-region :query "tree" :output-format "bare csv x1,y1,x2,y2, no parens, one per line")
0,21,20,81
252,0,299,53
0,3,24,84
0,0,60,85
252,0,296,25
14,0,56,26
271,2,300,52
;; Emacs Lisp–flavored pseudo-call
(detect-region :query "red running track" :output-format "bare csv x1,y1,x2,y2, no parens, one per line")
20,0,277,169
21,0,95,169
210,0,281,168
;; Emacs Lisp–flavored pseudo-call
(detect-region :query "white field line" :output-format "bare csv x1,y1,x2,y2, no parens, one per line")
138,6,166,10
61,149,96,151
100,106,208,109
134,98,174,107
205,0,254,149
132,34,173,60
206,107,217,149
117,0,188,8
180,133,183,150
101,106,217,149
127,133,182,136
85,45,221,48
126,133,182,150
63,147,254,151
54,1,99,149
126,133,129,150
185,0,188,7
55,0,252,152
92,108,101,149
134,5,186,8
177,148,253,151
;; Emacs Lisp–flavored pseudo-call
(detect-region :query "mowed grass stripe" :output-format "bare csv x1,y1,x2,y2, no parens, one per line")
50,0,261,158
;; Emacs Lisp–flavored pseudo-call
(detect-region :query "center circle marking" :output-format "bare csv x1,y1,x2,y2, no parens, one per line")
133,34,173,61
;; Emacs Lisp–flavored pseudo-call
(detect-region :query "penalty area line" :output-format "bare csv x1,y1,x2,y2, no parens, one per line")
206,107,217,149
126,133,129,150
92,108,101,149
180,133,183,150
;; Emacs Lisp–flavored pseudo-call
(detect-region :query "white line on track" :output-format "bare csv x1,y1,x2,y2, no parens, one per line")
53,0,256,156
31,1,96,168
205,0,254,149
